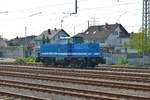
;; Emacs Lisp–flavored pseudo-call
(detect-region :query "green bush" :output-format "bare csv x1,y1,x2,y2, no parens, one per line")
117,56,127,65
15,57,37,64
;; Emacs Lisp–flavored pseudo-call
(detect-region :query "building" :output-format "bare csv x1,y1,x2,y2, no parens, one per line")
75,23,130,64
33,28,70,46
7,35,36,47
31,28,70,57
7,36,37,57
0,38,7,57
0,38,7,47
6,28,70,57
75,23,130,50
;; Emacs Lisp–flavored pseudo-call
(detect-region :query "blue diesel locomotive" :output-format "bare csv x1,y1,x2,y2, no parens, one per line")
36,38,104,68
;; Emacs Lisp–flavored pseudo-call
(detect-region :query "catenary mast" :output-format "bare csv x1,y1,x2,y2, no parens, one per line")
142,0,150,42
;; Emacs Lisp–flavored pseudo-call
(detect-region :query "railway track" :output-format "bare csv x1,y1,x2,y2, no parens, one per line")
0,65,150,77
97,64,150,69
1,63,150,70
0,91,44,100
0,64,150,99
1,79,150,100
0,70,150,92
0,65,150,78
0,65,150,83
1,64,150,73
96,66,150,73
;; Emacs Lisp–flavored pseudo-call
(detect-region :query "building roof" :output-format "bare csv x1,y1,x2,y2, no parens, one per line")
7,35,36,46
35,28,70,41
75,23,130,43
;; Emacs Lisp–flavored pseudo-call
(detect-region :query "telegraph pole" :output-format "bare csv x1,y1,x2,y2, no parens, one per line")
24,26,27,57
74,26,76,35
24,12,42,57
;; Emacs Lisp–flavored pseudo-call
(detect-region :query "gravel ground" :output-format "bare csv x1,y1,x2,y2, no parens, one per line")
2,65,150,84
0,58,15,62
52,73,150,85
0,86,86,100
3,70,149,85
0,76,150,98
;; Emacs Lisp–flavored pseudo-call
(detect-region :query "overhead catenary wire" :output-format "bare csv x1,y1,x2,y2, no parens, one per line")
79,1,140,11
3,0,139,15
1,0,140,18
7,0,87,14
0,1,141,24
0,0,142,39
0,7,141,23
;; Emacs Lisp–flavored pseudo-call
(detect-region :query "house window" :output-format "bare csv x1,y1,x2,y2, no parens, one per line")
113,31,118,35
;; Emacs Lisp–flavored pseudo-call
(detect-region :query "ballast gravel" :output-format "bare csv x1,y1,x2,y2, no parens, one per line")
0,76,150,98
0,86,86,100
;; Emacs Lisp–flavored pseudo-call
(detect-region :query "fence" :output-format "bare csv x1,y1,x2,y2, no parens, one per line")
103,52,149,66
0,47,24,58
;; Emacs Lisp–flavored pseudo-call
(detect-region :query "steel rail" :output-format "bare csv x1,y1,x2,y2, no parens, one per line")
96,66,150,73
0,67,150,83
0,65,150,78
97,65,150,69
1,64,150,73
0,91,45,100
0,63,149,70
0,80,115,100
1,79,150,100
0,71,150,91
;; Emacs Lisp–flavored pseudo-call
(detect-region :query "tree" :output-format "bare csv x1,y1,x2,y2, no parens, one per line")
129,32,150,53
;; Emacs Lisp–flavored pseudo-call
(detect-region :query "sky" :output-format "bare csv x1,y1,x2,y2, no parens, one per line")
0,0,142,39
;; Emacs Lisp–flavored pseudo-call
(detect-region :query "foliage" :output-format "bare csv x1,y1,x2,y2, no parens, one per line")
117,56,127,65
123,42,128,49
129,32,150,53
15,57,37,64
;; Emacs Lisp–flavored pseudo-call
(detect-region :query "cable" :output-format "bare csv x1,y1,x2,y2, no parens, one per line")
8,0,87,13
9,2,73,13
79,1,140,11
